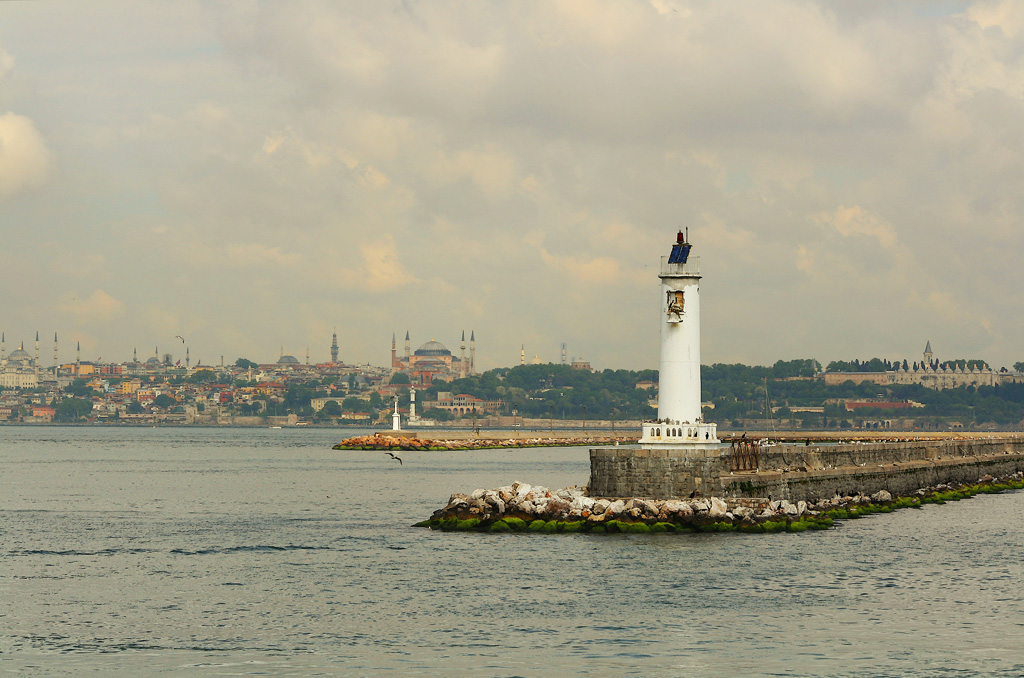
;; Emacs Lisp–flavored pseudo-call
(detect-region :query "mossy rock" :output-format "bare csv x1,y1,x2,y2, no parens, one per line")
412,519,434,528
604,520,624,533
561,521,583,532
787,520,810,532
489,520,512,533
541,521,561,533
503,517,528,531
589,524,606,533
650,522,674,533
623,522,651,533
527,519,547,532
456,518,481,530
761,520,787,533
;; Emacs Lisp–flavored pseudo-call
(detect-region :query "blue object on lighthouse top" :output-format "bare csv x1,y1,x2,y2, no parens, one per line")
668,229,691,264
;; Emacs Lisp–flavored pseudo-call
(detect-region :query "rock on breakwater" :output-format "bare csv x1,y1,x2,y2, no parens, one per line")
332,433,634,451
417,471,1024,534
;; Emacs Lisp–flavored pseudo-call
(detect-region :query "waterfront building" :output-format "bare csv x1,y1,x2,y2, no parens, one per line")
821,341,1023,390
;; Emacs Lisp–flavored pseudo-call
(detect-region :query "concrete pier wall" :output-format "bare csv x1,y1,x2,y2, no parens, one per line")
590,438,1024,502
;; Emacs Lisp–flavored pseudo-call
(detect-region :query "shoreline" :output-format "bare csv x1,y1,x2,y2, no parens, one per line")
417,471,1024,534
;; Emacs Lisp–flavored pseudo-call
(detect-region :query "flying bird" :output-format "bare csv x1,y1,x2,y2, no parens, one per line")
385,452,403,465
175,335,185,343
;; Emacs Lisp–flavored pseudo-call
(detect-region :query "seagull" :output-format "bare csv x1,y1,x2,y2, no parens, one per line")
175,335,185,343
385,452,403,465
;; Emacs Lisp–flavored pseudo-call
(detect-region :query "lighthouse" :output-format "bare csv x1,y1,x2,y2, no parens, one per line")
639,229,719,451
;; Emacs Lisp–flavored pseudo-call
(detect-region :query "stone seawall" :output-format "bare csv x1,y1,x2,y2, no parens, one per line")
590,438,1024,502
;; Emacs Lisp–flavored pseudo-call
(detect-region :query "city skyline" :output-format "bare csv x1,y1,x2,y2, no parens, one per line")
2,2,1022,371
1,326,1017,375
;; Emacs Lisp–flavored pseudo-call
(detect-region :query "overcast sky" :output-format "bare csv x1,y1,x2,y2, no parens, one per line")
1,1,1022,371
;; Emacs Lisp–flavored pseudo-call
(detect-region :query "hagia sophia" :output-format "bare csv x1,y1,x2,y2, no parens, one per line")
390,331,475,384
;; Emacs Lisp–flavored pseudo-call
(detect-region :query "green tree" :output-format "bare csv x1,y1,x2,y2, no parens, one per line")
389,372,411,385
126,400,145,414
320,400,343,416
342,396,365,412
153,394,175,409
1014,362,1024,372
55,398,93,422
235,358,258,369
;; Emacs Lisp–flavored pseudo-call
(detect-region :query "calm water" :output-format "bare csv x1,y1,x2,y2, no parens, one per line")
3,426,1023,677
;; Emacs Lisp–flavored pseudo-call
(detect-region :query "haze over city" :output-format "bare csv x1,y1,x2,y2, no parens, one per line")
2,1,1022,371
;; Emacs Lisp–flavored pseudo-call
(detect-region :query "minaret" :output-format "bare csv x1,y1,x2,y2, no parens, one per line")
1,332,5,365
561,342,567,365
35,331,40,377
53,332,58,374
470,331,476,375
133,347,138,363
331,329,339,364
186,347,191,369
76,341,81,377
404,331,411,360
640,229,718,450
460,331,467,378
391,332,397,371
521,345,525,366
305,345,309,365
410,386,417,421
924,340,933,366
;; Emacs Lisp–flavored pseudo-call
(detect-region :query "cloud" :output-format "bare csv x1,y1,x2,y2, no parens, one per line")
0,43,12,79
334,236,417,293
816,205,899,250
964,0,1024,39
55,290,127,324
0,113,51,198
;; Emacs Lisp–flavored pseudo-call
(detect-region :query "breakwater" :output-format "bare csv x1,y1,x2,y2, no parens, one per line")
418,472,1024,533
332,433,635,451
590,437,1024,502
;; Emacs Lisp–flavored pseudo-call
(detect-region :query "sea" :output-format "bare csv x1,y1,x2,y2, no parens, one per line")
3,426,1023,677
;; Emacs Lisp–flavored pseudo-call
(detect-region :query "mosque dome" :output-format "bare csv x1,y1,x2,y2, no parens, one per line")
7,347,32,364
278,355,300,364
145,356,160,365
415,340,451,357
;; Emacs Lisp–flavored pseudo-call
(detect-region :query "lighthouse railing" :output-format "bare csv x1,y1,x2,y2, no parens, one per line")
659,256,701,276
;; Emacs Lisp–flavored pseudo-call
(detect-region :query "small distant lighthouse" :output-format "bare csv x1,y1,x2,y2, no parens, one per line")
391,396,401,431
639,229,719,451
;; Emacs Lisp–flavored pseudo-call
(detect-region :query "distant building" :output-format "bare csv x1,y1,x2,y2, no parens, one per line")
429,392,503,415
0,335,40,389
570,358,592,372
390,331,476,383
821,341,1023,390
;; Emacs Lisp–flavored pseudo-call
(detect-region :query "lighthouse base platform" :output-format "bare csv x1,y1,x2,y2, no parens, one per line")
639,421,718,451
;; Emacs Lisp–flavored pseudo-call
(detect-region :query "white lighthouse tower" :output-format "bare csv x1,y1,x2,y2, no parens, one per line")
639,229,719,451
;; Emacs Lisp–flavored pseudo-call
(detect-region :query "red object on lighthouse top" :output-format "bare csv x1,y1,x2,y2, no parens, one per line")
677,230,685,243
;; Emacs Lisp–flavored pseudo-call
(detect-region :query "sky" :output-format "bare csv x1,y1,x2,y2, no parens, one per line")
1,0,1023,371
